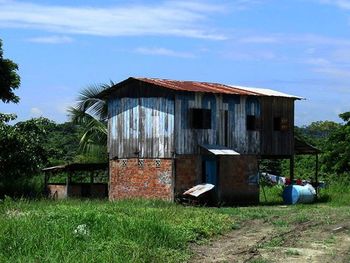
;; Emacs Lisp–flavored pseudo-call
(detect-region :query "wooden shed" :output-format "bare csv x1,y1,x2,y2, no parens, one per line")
42,163,108,199
99,77,301,205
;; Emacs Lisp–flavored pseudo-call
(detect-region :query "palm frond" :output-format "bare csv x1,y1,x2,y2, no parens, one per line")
68,82,114,158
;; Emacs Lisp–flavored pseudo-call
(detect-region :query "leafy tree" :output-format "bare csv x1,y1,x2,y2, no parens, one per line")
69,82,113,161
0,39,20,103
322,112,350,174
44,122,83,165
0,117,50,197
296,121,340,147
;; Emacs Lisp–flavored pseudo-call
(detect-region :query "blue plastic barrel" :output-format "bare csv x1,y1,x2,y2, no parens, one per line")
283,185,316,205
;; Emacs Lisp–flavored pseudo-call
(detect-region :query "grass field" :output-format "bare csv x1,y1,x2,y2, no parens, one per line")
0,198,232,263
0,183,349,263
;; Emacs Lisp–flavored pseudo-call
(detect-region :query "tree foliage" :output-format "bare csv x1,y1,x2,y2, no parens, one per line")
44,122,83,165
69,82,113,161
0,39,20,103
0,118,50,196
322,112,350,174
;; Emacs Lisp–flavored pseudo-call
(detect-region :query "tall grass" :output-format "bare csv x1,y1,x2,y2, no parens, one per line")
259,178,350,206
0,199,232,263
319,179,350,206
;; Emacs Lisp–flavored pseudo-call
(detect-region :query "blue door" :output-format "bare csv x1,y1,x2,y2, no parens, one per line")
205,159,217,185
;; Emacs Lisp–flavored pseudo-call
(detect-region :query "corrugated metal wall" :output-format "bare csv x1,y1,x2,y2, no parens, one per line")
108,96,174,158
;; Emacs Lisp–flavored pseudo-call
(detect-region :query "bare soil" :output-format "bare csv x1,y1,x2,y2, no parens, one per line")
191,218,350,263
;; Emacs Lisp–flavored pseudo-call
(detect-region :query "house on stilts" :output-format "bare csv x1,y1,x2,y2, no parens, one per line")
98,77,303,205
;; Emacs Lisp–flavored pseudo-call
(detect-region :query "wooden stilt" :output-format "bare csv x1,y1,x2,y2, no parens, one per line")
290,155,295,182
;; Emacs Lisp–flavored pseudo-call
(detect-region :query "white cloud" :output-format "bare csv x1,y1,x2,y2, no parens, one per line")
0,0,227,40
313,66,350,78
239,33,350,46
54,99,75,115
27,35,73,44
317,0,350,10
239,36,280,44
224,50,277,61
304,56,350,79
134,47,195,58
30,107,43,117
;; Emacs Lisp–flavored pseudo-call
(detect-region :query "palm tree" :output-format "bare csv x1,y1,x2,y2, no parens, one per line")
68,81,114,161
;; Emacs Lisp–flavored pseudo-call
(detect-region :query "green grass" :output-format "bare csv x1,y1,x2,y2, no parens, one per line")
0,181,349,262
320,180,350,206
286,249,300,256
0,198,232,263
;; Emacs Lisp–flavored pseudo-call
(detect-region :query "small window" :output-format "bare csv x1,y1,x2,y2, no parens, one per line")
274,117,281,131
191,109,211,129
274,117,289,131
247,115,259,131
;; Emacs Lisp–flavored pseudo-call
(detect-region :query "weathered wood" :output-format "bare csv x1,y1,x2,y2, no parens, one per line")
174,93,261,155
260,97,294,156
108,93,174,158
107,79,296,158
290,155,295,181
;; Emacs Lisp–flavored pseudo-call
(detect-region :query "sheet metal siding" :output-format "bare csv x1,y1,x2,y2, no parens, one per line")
175,93,261,154
260,97,294,156
108,96,174,158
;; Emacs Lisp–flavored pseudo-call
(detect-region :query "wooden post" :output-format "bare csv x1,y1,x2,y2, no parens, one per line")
90,172,94,184
66,173,72,198
44,173,49,197
290,155,295,182
90,172,94,198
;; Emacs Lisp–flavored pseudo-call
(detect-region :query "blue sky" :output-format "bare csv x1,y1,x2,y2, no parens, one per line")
0,0,350,125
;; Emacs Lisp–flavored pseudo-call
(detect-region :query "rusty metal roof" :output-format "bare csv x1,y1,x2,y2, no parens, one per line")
99,77,302,99
136,77,261,95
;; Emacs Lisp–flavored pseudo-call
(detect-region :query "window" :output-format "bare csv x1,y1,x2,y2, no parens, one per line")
274,117,289,131
191,108,211,129
247,115,259,131
274,117,281,131
223,110,228,147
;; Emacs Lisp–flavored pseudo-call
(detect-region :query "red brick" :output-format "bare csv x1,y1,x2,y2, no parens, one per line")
109,158,173,201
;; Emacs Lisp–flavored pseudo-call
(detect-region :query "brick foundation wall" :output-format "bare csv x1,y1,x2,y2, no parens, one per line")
109,158,173,201
174,155,202,196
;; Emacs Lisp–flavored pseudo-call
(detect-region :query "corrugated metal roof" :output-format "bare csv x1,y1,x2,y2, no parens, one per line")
136,78,302,99
200,144,240,155
99,77,302,99
231,86,303,99
136,77,260,95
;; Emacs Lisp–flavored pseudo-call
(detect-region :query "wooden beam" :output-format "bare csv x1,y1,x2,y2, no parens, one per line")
44,173,49,197
290,155,295,181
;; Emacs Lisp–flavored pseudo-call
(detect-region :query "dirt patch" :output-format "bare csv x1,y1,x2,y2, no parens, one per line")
191,220,275,262
191,219,350,263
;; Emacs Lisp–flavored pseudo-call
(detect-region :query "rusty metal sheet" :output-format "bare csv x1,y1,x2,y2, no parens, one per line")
136,77,261,95
183,183,215,197
99,77,303,100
